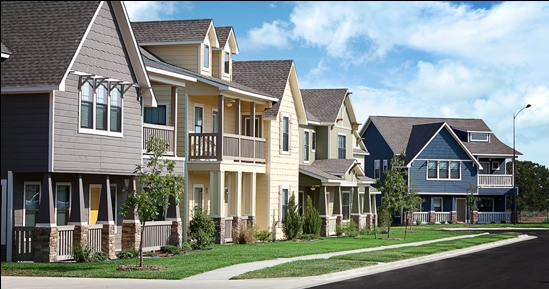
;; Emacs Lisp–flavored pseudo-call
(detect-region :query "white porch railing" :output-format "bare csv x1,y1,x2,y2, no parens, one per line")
435,212,451,224
88,224,103,253
57,225,74,261
478,174,512,188
328,216,338,235
413,212,429,224
224,218,233,241
478,212,511,224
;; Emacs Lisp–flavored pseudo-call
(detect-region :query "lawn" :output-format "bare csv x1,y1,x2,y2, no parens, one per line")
1,224,544,280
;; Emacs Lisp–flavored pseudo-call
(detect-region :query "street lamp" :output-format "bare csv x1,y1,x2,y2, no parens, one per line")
512,104,531,225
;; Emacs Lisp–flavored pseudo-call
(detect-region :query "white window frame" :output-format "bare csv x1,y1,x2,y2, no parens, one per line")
55,182,72,226
382,159,388,172
303,130,310,163
469,133,489,142
426,160,461,180
23,182,41,227
281,114,290,154
280,186,289,225
203,44,210,69
193,184,204,209
337,133,346,159
78,79,124,137
492,161,500,171
223,51,230,75
374,160,380,179
433,197,443,212
194,103,204,133
450,161,461,180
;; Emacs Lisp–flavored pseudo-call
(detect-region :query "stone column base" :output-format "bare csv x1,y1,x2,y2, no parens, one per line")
121,221,141,251
320,216,330,237
169,220,182,247
471,211,479,224
246,215,256,227
213,217,226,244
101,224,116,259
232,216,242,240
33,227,58,263
429,211,436,223
451,211,458,224
351,214,360,229
73,225,89,248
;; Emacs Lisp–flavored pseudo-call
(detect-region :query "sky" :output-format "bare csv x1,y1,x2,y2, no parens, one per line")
124,1,549,168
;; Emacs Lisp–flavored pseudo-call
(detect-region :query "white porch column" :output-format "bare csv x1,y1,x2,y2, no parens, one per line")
250,172,256,216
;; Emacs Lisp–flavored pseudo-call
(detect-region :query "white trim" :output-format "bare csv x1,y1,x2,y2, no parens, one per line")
303,130,310,163
492,161,500,170
55,182,72,226
202,43,210,71
110,184,117,229
469,132,490,142
193,103,204,133
146,66,196,82
23,181,41,227
193,184,204,208
1,53,11,59
426,160,462,181
281,114,291,154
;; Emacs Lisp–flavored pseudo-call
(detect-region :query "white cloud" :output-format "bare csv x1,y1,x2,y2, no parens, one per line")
241,20,293,50
124,1,187,21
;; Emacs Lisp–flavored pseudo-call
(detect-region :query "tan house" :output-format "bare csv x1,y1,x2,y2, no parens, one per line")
298,89,377,236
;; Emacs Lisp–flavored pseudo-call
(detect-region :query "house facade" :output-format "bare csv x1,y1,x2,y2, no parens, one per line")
359,116,517,225
298,89,376,236
0,1,188,262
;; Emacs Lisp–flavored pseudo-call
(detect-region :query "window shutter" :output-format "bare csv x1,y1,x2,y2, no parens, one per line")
288,116,292,153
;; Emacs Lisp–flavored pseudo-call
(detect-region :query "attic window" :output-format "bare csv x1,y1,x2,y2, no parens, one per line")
203,45,210,69
224,52,230,74
470,133,489,142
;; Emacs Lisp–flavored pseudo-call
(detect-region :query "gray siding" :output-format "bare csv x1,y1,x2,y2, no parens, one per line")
1,94,50,176
53,2,142,175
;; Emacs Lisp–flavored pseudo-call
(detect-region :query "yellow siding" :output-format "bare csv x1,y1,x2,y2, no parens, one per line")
146,44,200,73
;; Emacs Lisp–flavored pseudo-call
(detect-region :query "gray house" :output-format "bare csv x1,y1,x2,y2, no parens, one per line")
0,1,184,262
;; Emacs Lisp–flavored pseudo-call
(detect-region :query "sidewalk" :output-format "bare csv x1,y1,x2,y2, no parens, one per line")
1,233,536,289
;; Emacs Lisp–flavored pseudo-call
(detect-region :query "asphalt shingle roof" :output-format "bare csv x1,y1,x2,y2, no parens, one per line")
300,159,375,184
369,116,517,161
232,60,294,118
300,88,348,123
1,41,13,55
215,26,232,48
131,19,213,44
1,1,100,88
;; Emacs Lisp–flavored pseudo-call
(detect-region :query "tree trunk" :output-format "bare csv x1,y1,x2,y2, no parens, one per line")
139,221,146,267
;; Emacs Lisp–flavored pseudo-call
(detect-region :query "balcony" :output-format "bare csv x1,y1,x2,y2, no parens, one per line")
478,174,512,188
189,133,265,163
143,123,175,156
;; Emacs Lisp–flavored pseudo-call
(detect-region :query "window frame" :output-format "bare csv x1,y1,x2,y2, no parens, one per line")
23,182,41,227
55,182,71,226
337,134,346,159
427,160,461,180
311,131,316,152
224,51,230,75
342,191,352,220
144,103,168,125
469,133,489,142
194,104,204,133
280,187,289,224
492,161,500,171
382,159,388,172
374,159,380,179
203,44,210,69
303,130,310,162
78,78,124,137
212,109,218,133
281,115,290,153
433,197,443,212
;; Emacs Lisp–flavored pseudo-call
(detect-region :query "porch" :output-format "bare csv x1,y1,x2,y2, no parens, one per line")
478,174,512,188
188,133,266,163
412,211,511,224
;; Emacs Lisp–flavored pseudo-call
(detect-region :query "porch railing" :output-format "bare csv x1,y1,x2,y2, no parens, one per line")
143,123,175,156
189,133,266,163
328,216,338,235
88,224,103,253
13,226,34,262
478,212,511,224
435,212,451,224
224,218,233,241
142,221,172,251
478,174,512,188
57,225,74,261
412,212,429,224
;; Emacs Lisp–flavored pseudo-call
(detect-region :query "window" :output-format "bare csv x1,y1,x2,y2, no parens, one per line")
439,161,449,179
382,159,388,172
245,117,261,137
194,105,203,133
492,161,500,170
470,133,489,142
144,104,167,125
338,134,346,159
282,116,289,152
427,161,438,178
433,197,443,212
24,182,40,227
450,161,461,179
303,131,309,162
224,51,230,74
374,160,380,179
342,191,352,220
479,198,494,212
311,131,316,151
80,79,123,133
203,44,209,68
193,186,204,214
55,183,71,226
212,110,218,133
281,188,289,221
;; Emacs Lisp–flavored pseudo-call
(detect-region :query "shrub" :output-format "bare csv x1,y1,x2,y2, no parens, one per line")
345,219,359,237
360,226,374,235
181,242,192,251
415,219,422,226
72,242,93,263
302,196,321,237
299,233,318,241
282,194,304,240
116,248,139,259
233,222,256,244
161,245,182,255
335,223,344,237
189,206,216,250
90,251,108,262
255,229,271,243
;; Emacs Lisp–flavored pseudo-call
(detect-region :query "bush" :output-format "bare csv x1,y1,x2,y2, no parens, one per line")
415,219,422,226
189,206,216,250
232,222,256,244
72,242,93,263
345,219,359,237
116,248,139,259
90,251,108,262
299,233,318,241
302,196,321,237
360,226,374,235
282,194,304,240
335,223,344,237
161,245,181,255
255,229,271,243
181,242,192,251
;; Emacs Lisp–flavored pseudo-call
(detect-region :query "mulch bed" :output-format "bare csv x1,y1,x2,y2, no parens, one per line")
117,265,167,271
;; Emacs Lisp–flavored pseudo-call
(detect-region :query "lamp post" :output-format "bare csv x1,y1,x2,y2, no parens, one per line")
512,104,531,225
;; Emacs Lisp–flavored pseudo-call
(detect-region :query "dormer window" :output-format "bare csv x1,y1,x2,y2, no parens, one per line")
469,133,489,142
224,51,230,74
203,44,210,69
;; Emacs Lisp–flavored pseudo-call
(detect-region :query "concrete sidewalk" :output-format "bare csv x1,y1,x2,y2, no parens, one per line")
1,233,537,289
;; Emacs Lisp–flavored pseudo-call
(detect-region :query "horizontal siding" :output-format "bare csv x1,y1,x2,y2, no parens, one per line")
417,128,470,160
362,124,394,180
411,160,476,193
1,94,49,174
147,44,200,73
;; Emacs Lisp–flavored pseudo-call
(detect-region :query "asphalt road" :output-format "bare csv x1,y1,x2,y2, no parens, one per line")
308,229,549,289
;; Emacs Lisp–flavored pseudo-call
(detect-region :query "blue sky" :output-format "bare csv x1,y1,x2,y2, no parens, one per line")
124,1,549,167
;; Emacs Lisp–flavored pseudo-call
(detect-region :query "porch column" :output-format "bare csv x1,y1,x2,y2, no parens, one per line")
451,196,457,224
211,171,226,244
166,194,182,247
351,187,361,228
232,172,243,238
69,175,88,248
363,189,372,228
248,172,257,226
171,86,178,156
429,196,435,223
122,177,140,251
371,194,378,226
334,187,342,226
217,95,225,161
319,187,329,237
97,175,115,259
34,173,57,262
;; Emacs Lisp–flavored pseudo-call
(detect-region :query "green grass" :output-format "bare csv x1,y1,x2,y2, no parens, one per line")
1,225,541,280
232,232,520,279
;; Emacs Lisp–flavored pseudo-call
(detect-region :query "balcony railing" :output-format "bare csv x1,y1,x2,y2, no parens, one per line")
189,133,266,163
478,174,512,188
143,123,175,156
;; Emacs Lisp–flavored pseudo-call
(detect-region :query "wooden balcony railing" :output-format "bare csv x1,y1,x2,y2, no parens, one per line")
189,133,266,163
143,123,175,156
478,174,512,188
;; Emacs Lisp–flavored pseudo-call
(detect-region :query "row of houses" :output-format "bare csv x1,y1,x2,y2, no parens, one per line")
1,1,518,263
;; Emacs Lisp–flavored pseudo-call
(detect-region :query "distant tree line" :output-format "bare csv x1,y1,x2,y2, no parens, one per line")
507,160,549,212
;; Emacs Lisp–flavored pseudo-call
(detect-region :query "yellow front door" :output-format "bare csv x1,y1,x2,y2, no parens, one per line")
90,186,101,225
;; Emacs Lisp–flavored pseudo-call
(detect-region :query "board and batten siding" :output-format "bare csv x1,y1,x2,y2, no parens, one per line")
1,94,50,176
53,2,142,175
328,104,353,159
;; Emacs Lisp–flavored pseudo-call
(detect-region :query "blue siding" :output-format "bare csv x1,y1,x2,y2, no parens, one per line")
479,158,508,175
479,187,513,196
417,128,470,160
362,123,394,181
411,161,476,193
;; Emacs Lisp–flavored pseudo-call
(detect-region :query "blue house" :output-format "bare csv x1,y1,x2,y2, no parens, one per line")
359,116,518,224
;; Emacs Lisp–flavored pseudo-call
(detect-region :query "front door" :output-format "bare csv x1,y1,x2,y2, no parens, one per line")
90,185,101,225
456,198,466,223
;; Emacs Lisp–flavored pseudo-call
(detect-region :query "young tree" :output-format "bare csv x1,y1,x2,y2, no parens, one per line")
119,134,184,267
465,183,481,224
282,194,304,240
302,195,321,237
377,153,409,239
402,183,422,239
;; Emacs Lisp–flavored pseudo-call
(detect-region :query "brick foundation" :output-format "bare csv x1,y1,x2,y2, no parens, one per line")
213,217,225,244
33,227,58,263
429,211,436,223
351,214,360,228
471,211,479,224
73,225,89,248
365,214,373,228
121,221,141,251
232,216,242,239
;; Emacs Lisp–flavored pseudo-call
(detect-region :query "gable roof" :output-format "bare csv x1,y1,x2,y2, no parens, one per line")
300,88,348,123
362,116,517,161
131,19,219,47
1,1,155,104
300,159,375,184
1,41,13,58
214,26,239,54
